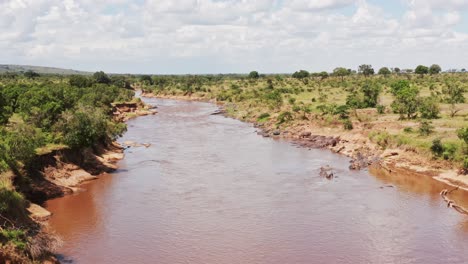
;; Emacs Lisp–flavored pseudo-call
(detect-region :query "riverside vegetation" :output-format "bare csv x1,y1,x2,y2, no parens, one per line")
0,71,136,262
140,65,468,186
0,65,467,262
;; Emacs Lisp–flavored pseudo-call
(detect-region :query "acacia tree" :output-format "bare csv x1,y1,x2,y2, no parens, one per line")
140,75,153,85
443,81,466,117
93,71,111,84
378,67,391,76
318,71,329,80
333,67,349,82
358,64,374,77
248,71,260,79
390,81,420,119
292,70,310,79
429,64,442,75
415,65,429,76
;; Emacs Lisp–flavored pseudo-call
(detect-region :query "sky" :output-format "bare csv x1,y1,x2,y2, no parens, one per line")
1,0,468,74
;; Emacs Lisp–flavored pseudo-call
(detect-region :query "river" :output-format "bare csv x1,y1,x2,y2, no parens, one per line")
46,98,468,263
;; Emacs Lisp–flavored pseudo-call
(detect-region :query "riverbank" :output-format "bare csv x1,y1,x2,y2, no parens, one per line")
0,98,156,263
142,92,468,194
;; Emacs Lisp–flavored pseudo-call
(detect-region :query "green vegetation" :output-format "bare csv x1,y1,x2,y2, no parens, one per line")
140,66,467,172
0,71,133,260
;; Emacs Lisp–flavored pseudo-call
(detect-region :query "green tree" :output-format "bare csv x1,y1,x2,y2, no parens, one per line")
415,65,429,76
140,75,153,85
0,89,11,124
393,67,401,74
333,67,349,82
23,70,39,79
419,96,440,119
0,124,43,170
429,64,442,75
443,81,466,117
93,71,111,84
361,82,381,107
390,80,410,95
55,106,126,149
248,71,260,79
69,75,92,88
391,84,420,119
457,127,468,145
318,71,329,80
378,67,391,76
292,70,310,79
358,64,374,77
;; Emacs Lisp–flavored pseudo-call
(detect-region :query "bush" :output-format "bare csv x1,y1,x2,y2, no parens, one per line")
403,127,413,133
55,106,126,148
457,127,468,145
419,96,440,119
257,113,270,121
334,105,349,119
277,111,293,124
376,105,385,114
0,229,27,250
418,120,434,136
391,84,420,119
0,188,27,222
69,75,93,88
442,143,457,160
390,80,410,95
343,119,353,130
93,71,111,84
430,139,444,157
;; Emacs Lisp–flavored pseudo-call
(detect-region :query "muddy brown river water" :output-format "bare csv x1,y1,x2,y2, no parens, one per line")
47,98,468,264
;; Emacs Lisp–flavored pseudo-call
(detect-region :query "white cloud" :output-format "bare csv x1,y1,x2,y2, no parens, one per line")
288,0,356,11
0,0,467,73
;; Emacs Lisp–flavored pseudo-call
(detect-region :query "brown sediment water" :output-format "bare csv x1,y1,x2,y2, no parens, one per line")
46,98,468,264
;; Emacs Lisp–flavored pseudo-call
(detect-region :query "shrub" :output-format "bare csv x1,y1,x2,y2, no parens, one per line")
403,127,413,133
391,84,420,119
390,80,410,95
0,229,27,250
442,143,457,160
370,131,391,149
343,119,353,130
418,120,434,136
334,105,350,119
0,188,27,222
55,106,126,148
69,75,93,88
419,96,440,119
277,111,293,124
257,113,270,121
376,105,385,114
457,127,468,145
430,139,444,157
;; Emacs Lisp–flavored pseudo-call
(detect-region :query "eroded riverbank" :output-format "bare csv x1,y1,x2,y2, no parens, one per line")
47,98,468,264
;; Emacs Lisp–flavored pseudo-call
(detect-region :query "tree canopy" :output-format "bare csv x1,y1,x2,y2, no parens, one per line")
358,64,374,77
292,70,310,79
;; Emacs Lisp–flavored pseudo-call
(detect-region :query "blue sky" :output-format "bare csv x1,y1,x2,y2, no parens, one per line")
1,0,467,74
